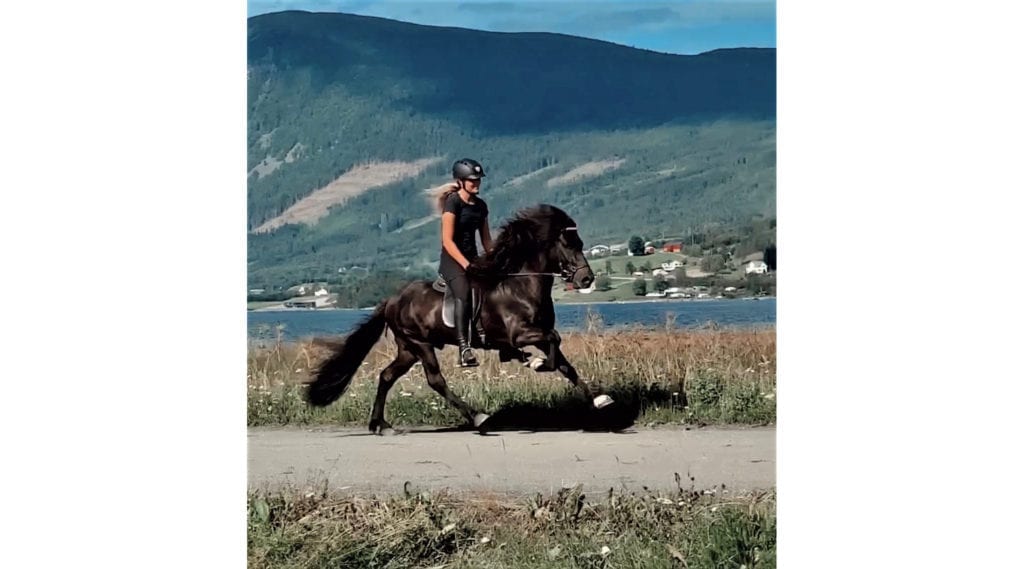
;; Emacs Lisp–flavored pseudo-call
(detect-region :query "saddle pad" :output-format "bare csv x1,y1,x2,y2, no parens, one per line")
437,280,478,329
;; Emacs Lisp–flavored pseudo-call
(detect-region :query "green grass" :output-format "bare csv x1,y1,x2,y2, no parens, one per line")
248,485,776,569
248,328,776,429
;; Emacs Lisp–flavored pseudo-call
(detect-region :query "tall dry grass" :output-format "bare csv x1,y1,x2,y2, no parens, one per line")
247,325,775,427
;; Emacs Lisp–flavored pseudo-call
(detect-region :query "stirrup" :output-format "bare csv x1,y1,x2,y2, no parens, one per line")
458,346,479,367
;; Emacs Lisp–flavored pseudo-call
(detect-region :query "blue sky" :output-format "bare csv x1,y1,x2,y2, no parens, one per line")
247,1,775,55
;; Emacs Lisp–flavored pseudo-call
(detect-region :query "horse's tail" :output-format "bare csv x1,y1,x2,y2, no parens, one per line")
306,301,387,407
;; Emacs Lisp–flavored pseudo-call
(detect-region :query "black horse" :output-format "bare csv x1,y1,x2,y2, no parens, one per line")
305,204,613,433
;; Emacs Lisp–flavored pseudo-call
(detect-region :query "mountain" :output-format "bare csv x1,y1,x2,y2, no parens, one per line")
247,10,775,287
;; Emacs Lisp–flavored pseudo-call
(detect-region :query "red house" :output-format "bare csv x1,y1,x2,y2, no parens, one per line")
663,243,682,253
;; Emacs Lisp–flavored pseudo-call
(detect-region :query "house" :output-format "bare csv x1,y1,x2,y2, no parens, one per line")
745,261,769,275
664,287,681,294
284,295,336,309
314,287,329,296
645,292,666,297
724,286,737,292
588,245,610,257
661,260,683,271
652,268,668,276
644,246,656,254
663,243,682,253
632,271,644,277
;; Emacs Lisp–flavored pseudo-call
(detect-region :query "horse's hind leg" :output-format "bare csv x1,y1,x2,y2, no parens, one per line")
411,341,488,427
368,340,418,434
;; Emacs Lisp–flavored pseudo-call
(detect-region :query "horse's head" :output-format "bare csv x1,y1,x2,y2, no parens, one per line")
481,204,594,290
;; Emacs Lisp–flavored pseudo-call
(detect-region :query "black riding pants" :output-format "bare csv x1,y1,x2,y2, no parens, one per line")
440,252,474,343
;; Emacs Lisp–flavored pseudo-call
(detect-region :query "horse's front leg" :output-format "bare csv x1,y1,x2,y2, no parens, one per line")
514,328,613,408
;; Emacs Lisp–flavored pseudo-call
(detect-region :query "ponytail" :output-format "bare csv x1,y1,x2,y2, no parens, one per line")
432,181,459,214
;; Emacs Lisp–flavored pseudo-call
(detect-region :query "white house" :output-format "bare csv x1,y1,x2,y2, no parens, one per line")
632,271,644,277
645,292,666,297
652,268,668,276
314,287,329,296
724,286,737,292
661,260,683,271
745,261,769,275
664,287,681,294
588,245,610,257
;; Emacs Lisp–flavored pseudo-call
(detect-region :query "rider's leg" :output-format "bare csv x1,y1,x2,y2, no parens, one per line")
449,272,478,367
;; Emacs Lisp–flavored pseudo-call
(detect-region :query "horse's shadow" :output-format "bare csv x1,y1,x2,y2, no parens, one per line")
331,382,686,437
441,382,684,434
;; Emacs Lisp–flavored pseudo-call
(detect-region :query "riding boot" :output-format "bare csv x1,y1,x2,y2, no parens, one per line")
454,298,479,367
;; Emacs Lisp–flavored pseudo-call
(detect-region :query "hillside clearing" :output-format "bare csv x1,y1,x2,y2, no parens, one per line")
253,157,442,234
546,158,627,187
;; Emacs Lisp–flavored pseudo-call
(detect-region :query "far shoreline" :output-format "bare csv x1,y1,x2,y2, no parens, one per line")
248,295,775,312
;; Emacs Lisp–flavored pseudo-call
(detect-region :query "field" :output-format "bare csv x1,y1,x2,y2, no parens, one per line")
249,485,776,568
248,325,776,567
247,327,776,428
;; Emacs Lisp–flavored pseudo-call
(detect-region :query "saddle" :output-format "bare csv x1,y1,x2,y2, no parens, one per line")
433,276,484,339
432,276,531,364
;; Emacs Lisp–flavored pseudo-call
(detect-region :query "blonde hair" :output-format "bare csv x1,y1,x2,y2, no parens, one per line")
431,181,460,214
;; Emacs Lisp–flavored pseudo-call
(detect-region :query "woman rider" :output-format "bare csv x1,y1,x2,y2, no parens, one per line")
436,158,493,367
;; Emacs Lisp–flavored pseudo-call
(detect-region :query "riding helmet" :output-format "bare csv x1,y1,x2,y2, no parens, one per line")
452,158,486,180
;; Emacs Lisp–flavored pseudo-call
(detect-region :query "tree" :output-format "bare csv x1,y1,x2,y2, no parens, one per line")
764,244,777,272
626,261,636,274
594,274,612,291
604,260,613,275
641,260,653,272
632,278,647,296
701,254,726,273
628,235,645,256
654,275,669,292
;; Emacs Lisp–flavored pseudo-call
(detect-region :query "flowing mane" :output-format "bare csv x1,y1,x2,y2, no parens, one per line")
471,204,575,279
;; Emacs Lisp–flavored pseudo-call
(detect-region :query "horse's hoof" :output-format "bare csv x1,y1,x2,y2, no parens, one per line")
593,395,614,409
473,413,491,428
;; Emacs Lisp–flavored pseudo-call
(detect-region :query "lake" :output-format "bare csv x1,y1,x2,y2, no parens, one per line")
248,298,775,341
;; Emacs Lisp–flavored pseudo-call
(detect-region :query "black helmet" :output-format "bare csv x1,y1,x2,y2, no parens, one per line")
452,158,485,180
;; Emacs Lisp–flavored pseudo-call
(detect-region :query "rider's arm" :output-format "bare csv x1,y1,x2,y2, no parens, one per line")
480,217,493,254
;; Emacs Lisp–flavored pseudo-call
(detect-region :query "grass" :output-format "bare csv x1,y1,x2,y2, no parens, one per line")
247,324,775,429
248,484,776,569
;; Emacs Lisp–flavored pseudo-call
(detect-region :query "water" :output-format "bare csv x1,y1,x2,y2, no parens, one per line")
248,298,775,341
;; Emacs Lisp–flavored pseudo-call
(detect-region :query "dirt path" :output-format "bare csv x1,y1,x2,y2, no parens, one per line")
248,426,775,495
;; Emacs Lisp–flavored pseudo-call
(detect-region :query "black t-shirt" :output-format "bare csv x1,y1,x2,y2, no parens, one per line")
441,191,488,261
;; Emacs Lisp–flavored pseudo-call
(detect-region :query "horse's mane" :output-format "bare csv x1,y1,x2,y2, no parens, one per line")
470,204,573,280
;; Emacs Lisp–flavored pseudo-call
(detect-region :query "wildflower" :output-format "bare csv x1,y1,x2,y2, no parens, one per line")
601,546,612,557
480,537,491,545
400,391,413,397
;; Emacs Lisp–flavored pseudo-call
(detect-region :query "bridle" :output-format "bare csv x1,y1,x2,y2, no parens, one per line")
503,226,587,282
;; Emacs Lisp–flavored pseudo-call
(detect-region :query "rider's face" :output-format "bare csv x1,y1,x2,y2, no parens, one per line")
462,178,481,193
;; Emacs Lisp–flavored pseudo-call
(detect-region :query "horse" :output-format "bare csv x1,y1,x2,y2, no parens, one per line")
305,203,614,434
